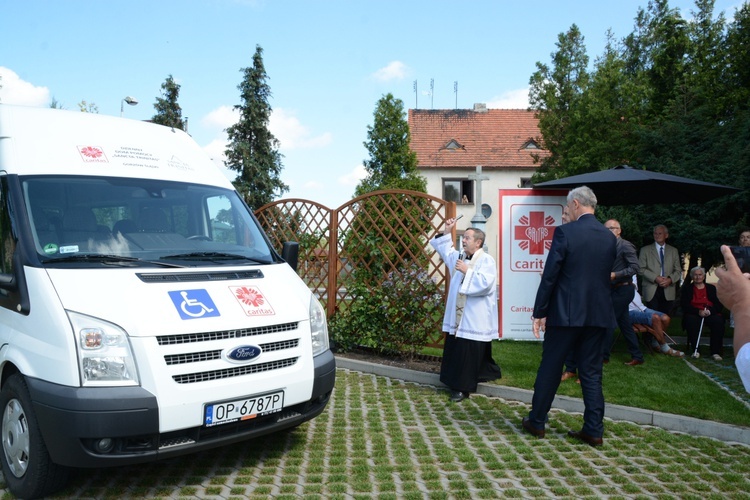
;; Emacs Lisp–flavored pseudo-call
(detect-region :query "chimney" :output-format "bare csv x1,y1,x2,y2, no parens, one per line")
473,103,488,113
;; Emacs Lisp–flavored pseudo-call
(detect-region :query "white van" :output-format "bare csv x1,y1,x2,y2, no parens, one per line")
0,104,335,498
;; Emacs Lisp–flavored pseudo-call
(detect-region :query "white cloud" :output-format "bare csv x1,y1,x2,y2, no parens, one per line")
338,165,367,186
0,67,50,106
486,87,530,109
202,105,238,130
203,137,228,163
303,180,324,189
201,105,331,150
269,108,332,149
371,61,409,82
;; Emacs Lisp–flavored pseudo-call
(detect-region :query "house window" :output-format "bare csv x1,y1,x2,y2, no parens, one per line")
519,177,532,188
443,179,473,204
523,139,541,149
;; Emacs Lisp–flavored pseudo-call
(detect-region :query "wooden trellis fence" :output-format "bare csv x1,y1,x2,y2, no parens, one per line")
255,189,456,348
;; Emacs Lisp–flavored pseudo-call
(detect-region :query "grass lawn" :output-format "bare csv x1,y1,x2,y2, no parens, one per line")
421,319,749,427
488,333,750,427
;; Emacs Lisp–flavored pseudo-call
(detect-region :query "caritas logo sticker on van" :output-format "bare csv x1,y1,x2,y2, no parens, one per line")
77,145,109,163
230,286,276,316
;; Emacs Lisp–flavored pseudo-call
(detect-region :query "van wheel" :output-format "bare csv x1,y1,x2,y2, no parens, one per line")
0,373,69,499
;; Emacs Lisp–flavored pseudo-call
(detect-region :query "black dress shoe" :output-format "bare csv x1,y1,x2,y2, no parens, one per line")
567,430,603,447
449,390,468,402
521,417,545,438
624,359,644,366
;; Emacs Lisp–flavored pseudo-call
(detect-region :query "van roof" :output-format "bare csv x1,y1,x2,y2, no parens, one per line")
0,104,233,188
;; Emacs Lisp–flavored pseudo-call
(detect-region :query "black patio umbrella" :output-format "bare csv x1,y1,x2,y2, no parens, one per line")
532,165,740,205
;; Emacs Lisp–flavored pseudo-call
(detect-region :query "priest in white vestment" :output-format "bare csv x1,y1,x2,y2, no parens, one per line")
430,218,501,402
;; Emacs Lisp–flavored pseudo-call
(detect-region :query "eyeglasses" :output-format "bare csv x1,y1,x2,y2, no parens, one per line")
606,226,620,231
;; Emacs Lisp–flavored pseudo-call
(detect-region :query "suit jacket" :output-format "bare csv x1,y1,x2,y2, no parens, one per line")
638,243,681,302
533,213,617,328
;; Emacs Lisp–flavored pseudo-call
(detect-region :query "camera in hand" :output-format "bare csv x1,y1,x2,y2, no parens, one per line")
730,246,750,273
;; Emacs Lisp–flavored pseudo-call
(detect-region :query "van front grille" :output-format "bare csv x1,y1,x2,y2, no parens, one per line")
157,322,298,346
172,357,298,384
164,339,300,366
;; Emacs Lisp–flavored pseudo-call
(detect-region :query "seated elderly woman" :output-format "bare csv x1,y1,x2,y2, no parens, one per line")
680,266,726,360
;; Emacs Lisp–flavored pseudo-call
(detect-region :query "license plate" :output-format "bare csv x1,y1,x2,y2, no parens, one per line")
204,391,284,427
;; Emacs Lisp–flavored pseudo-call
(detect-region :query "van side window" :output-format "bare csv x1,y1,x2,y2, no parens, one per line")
0,177,16,275
207,195,237,244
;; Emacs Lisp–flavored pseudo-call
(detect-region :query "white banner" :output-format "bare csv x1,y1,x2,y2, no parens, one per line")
498,189,567,340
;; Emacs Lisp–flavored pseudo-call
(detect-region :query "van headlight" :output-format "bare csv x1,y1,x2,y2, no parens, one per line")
68,311,139,386
309,296,329,356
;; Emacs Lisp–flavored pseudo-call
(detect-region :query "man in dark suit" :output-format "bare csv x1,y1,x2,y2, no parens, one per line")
521,186,617,446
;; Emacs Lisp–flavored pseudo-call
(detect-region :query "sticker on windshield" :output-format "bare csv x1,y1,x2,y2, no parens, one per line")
59,245,79,254
169,289,221,320
230,286,275,316
43,243,58,255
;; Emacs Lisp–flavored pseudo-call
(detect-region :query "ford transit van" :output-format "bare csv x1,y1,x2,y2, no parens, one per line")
0,104,335,498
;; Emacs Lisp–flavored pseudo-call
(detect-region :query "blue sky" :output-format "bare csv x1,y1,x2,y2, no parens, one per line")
0,0,742,208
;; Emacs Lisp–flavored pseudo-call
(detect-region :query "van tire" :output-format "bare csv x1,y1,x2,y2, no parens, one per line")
0,373,69,499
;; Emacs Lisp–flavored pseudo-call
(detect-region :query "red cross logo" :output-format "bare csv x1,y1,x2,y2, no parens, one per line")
514,211,556,255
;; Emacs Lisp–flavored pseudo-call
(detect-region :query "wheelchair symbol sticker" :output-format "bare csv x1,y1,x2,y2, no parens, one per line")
168,289,220,320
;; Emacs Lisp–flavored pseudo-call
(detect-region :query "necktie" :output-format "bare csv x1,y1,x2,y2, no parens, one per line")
659,246,665,276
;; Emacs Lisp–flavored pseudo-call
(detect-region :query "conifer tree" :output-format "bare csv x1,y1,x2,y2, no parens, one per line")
151,75,184,130
225,45,288,209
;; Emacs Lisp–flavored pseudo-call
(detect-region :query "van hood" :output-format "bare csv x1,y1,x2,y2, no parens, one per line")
45,264,311,336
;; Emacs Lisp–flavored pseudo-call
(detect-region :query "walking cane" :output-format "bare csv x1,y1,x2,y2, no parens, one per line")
691,310,706,359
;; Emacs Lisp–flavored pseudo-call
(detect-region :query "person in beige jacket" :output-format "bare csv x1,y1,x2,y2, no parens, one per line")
638,224,682,314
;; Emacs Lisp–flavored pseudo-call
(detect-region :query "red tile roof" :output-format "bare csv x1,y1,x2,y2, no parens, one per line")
408,108,547,169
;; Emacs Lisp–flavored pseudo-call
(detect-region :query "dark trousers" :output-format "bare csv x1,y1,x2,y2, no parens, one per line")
646,286,673,315
605,284,643,361
684,314,725,356
528,326,606,438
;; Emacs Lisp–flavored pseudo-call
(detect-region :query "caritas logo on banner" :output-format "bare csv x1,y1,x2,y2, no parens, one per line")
499,190,567,340
510,206,560,272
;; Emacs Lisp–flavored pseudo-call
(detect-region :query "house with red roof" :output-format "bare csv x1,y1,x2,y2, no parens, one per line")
408,104,547,254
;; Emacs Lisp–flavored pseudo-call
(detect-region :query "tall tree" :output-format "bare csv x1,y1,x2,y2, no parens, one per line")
529,0,749,268
151,74,184,130
345,93,429,287
225,45,287,209
529,24,590,180
356,93,426,195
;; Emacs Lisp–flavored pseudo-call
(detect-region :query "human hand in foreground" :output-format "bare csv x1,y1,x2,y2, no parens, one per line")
716,244,750,311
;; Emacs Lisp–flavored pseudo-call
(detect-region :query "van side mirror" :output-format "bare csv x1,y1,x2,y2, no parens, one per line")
0,273,15,290
281,241,299,272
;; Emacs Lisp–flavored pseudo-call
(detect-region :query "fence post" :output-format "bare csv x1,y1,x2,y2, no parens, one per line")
327,209,339,318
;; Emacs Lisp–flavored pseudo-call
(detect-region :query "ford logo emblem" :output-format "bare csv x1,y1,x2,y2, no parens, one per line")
225,345,262,363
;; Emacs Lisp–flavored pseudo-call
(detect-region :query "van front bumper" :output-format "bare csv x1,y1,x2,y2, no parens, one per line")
26,350,335,468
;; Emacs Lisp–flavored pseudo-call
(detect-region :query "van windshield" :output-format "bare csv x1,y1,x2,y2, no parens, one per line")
22,176,276,267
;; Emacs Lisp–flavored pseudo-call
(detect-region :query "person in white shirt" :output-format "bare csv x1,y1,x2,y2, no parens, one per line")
628,277,684,357
430,218,502,402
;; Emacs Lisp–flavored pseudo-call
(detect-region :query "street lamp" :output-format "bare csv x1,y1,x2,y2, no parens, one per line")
120,96,138,117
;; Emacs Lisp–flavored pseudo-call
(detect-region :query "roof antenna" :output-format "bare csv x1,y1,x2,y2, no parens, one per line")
454,81,458,109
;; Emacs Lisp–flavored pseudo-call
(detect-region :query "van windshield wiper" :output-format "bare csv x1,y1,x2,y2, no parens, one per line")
160,252,270,264
45,254,185,268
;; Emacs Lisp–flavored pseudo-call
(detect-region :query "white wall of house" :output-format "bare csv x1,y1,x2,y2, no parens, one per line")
421,167,534,260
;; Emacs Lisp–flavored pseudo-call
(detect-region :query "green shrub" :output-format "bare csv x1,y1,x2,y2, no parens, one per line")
330,263,443,359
